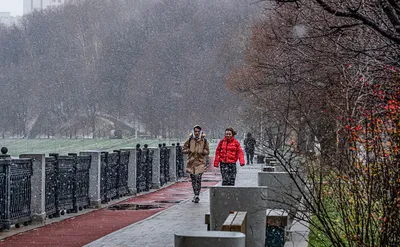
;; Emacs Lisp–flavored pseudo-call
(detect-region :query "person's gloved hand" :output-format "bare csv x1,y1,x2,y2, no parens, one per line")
240,163,245,167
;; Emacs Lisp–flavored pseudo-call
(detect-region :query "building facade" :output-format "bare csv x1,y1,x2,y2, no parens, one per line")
0,12,19,26
23,0,68,15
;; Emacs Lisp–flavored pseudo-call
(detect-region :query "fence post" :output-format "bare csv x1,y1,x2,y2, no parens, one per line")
168,144,177,182
80,151,101,208
19,154,46,224
149,147,160,189
120,148,137,196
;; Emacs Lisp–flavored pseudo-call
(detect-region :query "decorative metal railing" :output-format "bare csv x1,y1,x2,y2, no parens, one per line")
74,155,91,211
176,143,184,178
116,151,129,197
0,157,33,230
45,156,57,218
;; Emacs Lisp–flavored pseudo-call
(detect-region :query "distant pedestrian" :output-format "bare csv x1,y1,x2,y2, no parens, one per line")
214,127,245,186
244,133,256,165
183,125,210,203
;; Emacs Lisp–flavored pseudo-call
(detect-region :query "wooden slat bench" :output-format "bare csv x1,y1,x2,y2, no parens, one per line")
205,211,247,235
221,211,247,235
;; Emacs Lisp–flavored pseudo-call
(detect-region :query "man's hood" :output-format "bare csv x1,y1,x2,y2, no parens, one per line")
189,131,206,139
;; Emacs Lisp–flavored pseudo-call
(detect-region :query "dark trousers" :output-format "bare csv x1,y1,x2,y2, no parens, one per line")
190,173,203,195
246,149,254,164
220,163,237,186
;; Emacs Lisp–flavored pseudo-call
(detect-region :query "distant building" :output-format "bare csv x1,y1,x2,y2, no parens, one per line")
23,0,69,15
0,12,19,26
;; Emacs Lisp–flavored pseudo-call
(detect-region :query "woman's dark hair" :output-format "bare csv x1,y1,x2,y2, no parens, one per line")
225,127,237,136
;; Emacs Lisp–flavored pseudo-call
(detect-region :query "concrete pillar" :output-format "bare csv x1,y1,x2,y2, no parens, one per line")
168,146,177,182
20,154,46,224
149,147,160,189
80,151,101,208
121,148,137,195
258,172,302,212
175,231,245,247
210,186,269,247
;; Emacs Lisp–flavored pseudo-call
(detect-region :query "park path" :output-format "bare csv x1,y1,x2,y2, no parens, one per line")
0,162,221,247
86,162,309,247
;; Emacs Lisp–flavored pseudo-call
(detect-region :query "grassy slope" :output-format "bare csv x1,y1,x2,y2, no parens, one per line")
0,138,218,156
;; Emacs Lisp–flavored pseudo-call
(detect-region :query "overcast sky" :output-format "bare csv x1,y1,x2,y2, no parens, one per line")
0,0,23,16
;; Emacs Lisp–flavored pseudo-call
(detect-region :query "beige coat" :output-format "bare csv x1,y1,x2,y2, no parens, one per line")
183,133,210,174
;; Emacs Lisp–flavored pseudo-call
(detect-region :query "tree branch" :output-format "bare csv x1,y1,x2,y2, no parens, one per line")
380,0,400,33
314,0,400,44
387,0,400,16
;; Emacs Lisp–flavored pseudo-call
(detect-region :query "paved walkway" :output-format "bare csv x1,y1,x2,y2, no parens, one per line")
0,168,221,247
0,162,309,247
86,164,309,247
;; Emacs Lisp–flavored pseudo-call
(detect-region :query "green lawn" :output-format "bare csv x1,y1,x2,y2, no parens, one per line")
0,138,218,156
308,214,334,247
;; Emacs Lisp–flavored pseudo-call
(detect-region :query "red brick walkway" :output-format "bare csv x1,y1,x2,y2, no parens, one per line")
0,165,220,247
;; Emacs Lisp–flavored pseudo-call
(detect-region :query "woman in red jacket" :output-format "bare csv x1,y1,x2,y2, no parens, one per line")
214,127,245,186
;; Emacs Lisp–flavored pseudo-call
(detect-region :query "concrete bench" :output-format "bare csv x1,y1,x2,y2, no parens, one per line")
210,186,269,247
261,166,275,172
264,157,277,165
258,172,302,213
222,211,247,235
266,209,289,228
206,211,247,234
175,231,245,247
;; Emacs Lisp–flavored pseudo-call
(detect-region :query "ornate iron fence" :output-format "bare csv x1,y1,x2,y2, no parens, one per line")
136,146,146,193
100,152,108,203
116,151,129,197
0,160,6,228
53,155,75,214
74,155,91,211
142,145,152,191
163,144,170,182
0,141,176,227
159,144,166,186
49,153,91,215
106,152,119,200
176,143,184,178
45,156,57,218
0,158,33,230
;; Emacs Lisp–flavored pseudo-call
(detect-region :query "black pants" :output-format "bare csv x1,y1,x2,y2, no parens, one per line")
220,163,237,186
190,173,203,195
246,149,254,164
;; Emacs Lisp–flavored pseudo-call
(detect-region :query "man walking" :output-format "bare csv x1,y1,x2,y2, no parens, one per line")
244,132,256,165
183,125,209,203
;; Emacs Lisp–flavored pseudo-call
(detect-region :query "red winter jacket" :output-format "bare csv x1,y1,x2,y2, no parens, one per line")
214,137,245,167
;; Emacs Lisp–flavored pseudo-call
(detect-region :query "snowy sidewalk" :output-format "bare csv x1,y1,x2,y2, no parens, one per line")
0,171,220,247
85,164,309,247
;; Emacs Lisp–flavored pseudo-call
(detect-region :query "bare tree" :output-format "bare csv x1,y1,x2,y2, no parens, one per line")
227,2,400,246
